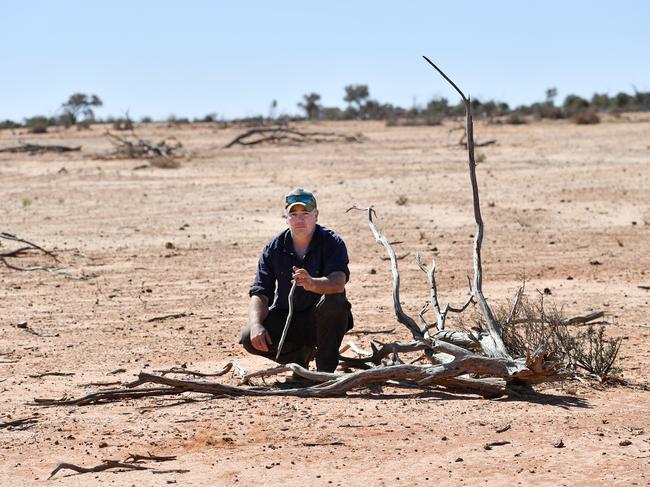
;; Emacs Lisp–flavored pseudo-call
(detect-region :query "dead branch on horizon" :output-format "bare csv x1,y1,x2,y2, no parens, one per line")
224,125,365,148
0,143,81,154
448,125,496,149
97,131,184,168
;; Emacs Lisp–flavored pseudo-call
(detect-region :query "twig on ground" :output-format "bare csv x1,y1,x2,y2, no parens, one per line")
0,416,39,429
28,372,74,378
146,312,188,323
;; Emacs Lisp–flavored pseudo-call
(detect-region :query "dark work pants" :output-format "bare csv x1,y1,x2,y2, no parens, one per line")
240,293,352,372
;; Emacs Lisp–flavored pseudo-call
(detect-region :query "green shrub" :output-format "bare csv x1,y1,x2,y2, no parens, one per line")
25,116,49,134
0,119,21,129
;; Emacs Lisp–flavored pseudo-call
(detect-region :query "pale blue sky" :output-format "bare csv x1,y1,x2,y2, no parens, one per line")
2,0,649,121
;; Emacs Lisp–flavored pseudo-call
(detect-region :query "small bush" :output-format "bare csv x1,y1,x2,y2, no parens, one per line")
112,117,134,131
167,115,190,125
556,324,621,380
571,111,600,125
77,119,92,130
25,116,49,134
505,114,527,125
140,116,153,123
0,119,21,129
494,293,621,381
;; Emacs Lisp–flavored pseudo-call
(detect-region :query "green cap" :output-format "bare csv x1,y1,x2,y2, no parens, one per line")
285,188,317,212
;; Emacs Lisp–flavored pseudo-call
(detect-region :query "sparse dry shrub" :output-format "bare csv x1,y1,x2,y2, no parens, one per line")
557,324,621,381
395,195,408,206
485,292,621,381
571,110,600,125
505,114,527,125
149,155,181,169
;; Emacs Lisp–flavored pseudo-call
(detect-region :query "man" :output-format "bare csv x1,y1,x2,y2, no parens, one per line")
240,188,352,373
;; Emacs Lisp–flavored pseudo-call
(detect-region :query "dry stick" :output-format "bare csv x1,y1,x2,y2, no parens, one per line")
561,311,605,325
49,460,149,479
33,387,179,406
506,286,525,325
347,328,395,335
0,232,59,262
156,359,246,379
347,207,423,340
415,254,444,331
276,280,297,360
0,232,62,273
146,312,188,323
422,56,509,359
0,416,39,429
338,341,433,368
224,127,361,148
0,144,81,154
29,372,74,378
124,453,177,463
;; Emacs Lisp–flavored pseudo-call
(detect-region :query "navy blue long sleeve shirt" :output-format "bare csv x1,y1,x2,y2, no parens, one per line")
249,225,350,312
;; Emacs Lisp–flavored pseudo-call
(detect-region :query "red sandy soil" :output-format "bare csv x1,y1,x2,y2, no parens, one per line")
1,117,649,486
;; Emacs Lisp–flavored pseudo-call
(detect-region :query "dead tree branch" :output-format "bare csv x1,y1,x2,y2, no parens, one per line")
562,311,605,325
49,460,152,479
0,231,60,272
224,126,364,148
98,131,184,168
0,143,81,154
346,206,423,340
423,56,509,359
0,416,39,429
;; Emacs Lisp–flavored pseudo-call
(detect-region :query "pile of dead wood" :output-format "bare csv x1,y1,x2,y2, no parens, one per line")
97,132,185,168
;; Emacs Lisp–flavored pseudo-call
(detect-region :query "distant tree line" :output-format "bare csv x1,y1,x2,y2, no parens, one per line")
294,84,650,126
3,85,650,133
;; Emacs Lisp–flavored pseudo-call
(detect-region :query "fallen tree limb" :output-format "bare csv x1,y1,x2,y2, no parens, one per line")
155,359,246,379
0,143,81,154
146,312,188,323
28,372,74,378
0,231,61,273
562,311,605,325
49,460,149,479
224,126,364,148
0,415,39,429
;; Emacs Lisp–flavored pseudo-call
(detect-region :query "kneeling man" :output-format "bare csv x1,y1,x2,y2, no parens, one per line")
240,188,352,372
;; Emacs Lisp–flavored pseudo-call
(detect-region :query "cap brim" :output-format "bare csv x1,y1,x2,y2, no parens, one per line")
286,202,315,212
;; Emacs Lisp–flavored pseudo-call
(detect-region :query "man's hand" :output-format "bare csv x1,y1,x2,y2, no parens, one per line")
292,266,315,292
250,323,272,352
291,267,346,295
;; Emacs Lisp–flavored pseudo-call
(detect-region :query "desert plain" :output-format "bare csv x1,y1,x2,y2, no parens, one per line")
1,116,649,486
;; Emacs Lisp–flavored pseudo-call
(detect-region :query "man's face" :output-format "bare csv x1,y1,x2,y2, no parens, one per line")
286,205,318,238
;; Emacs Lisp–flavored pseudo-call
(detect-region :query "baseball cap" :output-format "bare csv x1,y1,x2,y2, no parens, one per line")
285,188,317,212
